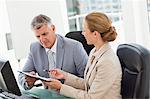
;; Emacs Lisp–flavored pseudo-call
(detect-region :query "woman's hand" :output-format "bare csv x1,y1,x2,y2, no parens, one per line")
43,79,62,90
49,69,66,80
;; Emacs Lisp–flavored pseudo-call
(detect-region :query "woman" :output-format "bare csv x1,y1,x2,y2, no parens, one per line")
44,12,122,99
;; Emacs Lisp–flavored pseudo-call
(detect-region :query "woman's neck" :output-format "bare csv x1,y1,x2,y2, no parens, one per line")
95,41,105,51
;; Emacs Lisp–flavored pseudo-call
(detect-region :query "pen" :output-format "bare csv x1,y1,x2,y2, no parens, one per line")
43,69,50,72
43,69,65,84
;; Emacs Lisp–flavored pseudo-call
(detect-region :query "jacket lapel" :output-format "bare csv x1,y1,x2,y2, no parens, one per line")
56,35,65,69
39,45,49,77
85,58,98,82
84,48,95,78
42,50,49,71
85,43,111,85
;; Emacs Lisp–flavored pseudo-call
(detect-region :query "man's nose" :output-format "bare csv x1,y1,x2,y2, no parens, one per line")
40,36,45,42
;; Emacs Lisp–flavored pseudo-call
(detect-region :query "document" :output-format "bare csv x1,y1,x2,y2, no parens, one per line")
18,71,51,82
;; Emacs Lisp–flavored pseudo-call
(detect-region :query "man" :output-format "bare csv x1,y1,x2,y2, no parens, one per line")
18,14,88,90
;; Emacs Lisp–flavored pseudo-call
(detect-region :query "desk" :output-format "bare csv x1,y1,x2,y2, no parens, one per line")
23,87,72,99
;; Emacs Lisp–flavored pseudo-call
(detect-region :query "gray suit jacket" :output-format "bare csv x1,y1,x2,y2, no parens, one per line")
18,34,88,90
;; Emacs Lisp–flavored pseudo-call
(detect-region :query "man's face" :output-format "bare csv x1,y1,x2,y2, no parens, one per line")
34,24,56,48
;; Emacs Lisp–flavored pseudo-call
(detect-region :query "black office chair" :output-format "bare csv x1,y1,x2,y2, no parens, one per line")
117,43,150,99
65,31,94,55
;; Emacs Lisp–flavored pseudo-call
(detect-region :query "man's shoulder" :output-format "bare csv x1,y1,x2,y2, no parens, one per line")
31,41,41,46
30,41,43,49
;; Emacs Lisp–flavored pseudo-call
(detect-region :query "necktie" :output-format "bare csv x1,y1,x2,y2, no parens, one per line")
47,49,55,70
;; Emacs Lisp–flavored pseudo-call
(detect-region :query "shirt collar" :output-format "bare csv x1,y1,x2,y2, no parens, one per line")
91,43,111,59
45,37,57,54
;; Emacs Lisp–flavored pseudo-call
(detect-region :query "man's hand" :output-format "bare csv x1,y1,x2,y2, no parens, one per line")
25,71,37,87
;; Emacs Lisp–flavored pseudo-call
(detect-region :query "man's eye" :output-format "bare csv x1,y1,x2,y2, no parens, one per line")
42,33,47,36
36,36,40,38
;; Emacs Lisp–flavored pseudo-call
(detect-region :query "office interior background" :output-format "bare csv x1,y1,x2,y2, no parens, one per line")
0,0,150,79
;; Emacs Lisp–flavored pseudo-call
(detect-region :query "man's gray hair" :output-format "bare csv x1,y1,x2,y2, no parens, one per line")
31,14,52,30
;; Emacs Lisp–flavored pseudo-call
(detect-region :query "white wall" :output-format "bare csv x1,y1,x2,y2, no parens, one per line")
6,0,69,60
0,0,10,54
122,0,150,48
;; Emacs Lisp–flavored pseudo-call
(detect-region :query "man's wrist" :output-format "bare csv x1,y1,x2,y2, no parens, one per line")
25,82,34,88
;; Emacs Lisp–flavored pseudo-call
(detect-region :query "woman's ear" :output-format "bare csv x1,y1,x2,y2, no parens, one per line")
93,31,99,37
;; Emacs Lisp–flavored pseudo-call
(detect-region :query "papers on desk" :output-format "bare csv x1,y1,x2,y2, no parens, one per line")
18,71,52,82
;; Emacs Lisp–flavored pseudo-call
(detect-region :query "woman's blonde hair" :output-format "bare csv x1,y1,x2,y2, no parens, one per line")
85,12,117,42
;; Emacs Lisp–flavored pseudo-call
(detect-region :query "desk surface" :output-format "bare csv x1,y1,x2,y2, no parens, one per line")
23,87,72,99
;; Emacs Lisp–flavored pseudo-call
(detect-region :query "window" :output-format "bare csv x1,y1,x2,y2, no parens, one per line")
66,0,123,51
66,0,122,31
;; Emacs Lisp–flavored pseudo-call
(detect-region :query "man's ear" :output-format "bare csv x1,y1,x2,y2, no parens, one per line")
51,25,55,31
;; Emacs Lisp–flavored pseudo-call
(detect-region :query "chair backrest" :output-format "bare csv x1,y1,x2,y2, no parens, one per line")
117,43,150,99
65,31,94,55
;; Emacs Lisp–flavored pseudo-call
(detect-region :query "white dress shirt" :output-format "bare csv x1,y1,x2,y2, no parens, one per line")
45,38,57,70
